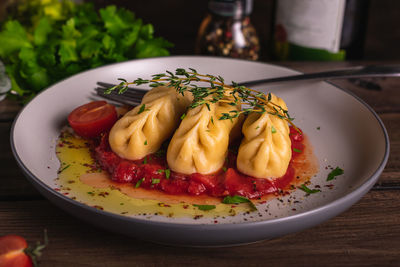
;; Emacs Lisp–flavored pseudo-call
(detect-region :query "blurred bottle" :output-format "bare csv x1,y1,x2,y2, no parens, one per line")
272,0,369,61
196,0,260,60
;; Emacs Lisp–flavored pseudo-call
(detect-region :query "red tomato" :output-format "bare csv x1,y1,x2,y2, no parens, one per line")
0,235,32,267
112,161,139,183
68,101,117,138
187,180,206,195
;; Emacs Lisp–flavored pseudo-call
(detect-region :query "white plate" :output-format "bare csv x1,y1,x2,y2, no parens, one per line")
11,56,389,246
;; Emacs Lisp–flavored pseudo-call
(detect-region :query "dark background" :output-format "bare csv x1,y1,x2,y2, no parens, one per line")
91,0,400,61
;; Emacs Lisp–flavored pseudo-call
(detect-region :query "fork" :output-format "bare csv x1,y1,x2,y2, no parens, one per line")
95,64,400,106
95,82,147,106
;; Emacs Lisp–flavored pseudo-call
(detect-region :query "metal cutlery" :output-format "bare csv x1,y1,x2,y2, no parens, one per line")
95,64,400,106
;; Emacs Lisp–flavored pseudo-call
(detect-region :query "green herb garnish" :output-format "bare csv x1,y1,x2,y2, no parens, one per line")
298,184,321,194
222,195,257,211
144,140,148,145
0,1,172,102
327,167,344,181
135,178,144,188
59,164,71,173
138,104,147,114
151,178,160,184
156,169,171,179
165,169,171,179
293,148,302,153
107,68,297,129
271,125,277,134
193,204,216,211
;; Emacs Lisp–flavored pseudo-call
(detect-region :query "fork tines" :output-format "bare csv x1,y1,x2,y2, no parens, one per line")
96,82,149,93
95,82,148,106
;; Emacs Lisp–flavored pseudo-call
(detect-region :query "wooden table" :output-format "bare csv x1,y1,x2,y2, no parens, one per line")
0,61,399,266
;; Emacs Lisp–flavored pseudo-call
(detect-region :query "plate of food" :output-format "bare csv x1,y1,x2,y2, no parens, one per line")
11,56,389,246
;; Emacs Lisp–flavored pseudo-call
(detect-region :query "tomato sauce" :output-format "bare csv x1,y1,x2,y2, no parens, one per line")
93,126,305,200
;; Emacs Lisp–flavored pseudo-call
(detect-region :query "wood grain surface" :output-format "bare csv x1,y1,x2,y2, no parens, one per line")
0,62,399,266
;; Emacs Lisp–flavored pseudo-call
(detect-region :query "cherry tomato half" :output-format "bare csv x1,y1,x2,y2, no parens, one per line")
68,101,117,138
0,235,32,267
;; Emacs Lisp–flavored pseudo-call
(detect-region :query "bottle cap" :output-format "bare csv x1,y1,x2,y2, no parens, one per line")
209,0,253,17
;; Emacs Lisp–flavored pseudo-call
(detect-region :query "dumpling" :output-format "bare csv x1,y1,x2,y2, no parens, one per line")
109,86,192,160
167,97,241,175
237,93,292,179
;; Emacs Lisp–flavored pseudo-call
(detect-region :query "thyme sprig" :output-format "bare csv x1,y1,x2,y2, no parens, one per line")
106,68,295,126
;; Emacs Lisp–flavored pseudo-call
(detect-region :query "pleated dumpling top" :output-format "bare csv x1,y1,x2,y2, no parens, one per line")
109,86,192,160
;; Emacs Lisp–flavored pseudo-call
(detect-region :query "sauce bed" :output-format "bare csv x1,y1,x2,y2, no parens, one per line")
55,128,318,219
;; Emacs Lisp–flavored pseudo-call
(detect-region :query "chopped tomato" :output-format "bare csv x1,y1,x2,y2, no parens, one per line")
160,177,189,195
224,168,277,199
94,133,121,174
92,125,305,199
224,168,259,198
188,181,207,195
112,161,139,183
68,101,117,138
190,173,224,195
290,126,303,142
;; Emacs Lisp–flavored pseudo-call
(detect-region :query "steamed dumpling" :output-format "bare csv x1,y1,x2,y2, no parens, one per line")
109,86,192,160
167,97,241,175
237,94,291,179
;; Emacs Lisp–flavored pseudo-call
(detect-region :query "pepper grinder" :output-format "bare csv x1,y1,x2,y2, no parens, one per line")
196,0,260,60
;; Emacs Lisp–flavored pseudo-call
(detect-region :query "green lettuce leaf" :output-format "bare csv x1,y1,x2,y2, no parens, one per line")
134,38,173,58
0,0,172,101
0,21,32,56
100,5,135,36
34,17,53,46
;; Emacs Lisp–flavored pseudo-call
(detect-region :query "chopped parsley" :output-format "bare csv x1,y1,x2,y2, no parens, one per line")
165,169,171,179
327,167,344,181
293,148,302,153
138,104,147,114
157,169,171,179
298,184,321,194
151,178,160,184
58,164,71,173
271,125,277,134
135,178,144,188
222,195,257,211
193,204,216,211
